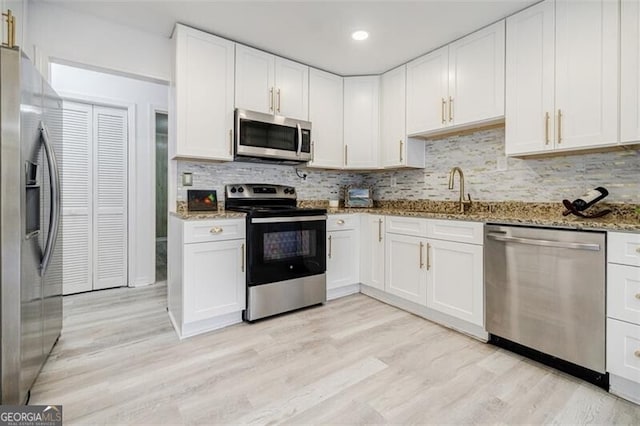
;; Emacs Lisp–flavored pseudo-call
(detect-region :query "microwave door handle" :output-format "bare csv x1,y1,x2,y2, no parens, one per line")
296,123,302,157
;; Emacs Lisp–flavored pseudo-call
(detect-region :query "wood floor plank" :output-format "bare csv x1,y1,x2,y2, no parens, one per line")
28,283,640,425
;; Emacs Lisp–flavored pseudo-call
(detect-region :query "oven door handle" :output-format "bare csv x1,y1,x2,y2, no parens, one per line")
251,215,327,224
486,233,601,251
296,123,302,157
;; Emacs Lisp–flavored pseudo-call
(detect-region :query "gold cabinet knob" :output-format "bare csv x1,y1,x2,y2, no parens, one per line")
636,247,640,253
635,350,640,358
337,219,345,225
635,293,640,300
210,227,223,234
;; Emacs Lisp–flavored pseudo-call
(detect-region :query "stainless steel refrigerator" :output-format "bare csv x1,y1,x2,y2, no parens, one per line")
0,46,63,404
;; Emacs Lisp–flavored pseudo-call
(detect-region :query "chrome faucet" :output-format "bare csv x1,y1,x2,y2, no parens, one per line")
448,167,472,214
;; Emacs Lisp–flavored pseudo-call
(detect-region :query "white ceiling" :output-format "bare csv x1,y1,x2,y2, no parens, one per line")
45,0,538,76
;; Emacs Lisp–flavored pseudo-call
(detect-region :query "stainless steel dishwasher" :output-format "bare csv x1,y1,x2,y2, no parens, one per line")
485,224,607,388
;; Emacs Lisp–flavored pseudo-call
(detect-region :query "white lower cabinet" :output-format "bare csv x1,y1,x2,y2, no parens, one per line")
360,214,385,291
385,233,428,306
426,238,483,327
168,216,246,338
326,214,360,299
607,231,640,403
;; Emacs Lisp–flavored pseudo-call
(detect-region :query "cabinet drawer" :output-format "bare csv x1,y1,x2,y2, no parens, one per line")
183,219,246,244
607,318,640,383
386,216,428,237
427,219,484,245
327,214,359,231
609,232,640,267
608,264,640,325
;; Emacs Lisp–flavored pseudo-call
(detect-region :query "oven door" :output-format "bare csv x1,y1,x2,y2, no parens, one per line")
247,216,326,286
235,109,311,162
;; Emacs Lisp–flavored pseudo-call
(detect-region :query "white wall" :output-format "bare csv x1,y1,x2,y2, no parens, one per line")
51,63,168,287
27,1,170,82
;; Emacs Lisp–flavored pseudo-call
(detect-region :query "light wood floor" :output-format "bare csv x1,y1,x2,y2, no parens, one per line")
31,284,640,425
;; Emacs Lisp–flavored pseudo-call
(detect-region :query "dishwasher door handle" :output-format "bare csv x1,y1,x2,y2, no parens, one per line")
486,233,601,251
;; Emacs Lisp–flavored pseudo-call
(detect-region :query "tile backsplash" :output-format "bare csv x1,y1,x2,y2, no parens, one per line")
176,127,640,205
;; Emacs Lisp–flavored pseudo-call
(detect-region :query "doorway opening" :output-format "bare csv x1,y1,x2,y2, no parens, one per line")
155,112,168,283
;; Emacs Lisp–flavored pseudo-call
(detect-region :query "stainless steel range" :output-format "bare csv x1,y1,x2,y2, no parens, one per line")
225,184,327,321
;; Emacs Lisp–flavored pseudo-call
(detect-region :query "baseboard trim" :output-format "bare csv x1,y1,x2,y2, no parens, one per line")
610,374,640,405
327,284,361,301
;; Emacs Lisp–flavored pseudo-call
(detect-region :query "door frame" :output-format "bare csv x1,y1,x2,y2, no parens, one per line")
56,90,136,287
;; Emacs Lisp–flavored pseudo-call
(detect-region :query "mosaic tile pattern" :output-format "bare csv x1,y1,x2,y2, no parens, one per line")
364,128,640,203
176,160,364,202
176,127,640,205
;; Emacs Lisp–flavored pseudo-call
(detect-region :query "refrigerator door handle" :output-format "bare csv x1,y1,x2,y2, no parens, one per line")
39,121,61,275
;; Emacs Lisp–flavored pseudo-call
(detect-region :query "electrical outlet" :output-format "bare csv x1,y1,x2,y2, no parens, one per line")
390,176,397,188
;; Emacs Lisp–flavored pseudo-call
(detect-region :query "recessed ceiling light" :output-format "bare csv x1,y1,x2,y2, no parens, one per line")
351,30,369,41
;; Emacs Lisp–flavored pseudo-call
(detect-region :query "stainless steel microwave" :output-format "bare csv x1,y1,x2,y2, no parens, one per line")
235,109,312,163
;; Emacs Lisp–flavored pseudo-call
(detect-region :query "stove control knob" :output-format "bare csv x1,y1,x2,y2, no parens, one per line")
283,188,290,194
238,187,244,193
290,188,295,194
230,187,237,193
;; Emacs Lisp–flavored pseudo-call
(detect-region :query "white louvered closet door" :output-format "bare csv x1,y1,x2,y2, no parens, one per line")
93,106,128,290
61,102,93,295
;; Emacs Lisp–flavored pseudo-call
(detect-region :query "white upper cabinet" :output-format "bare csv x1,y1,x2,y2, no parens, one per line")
308,68,344,169
506,0,619,156
448,20,505,127
172,24,235,161
555,0,618,149
406,21,505,138
380,65,425,169
505,0,555,156
275,57,309,120
406,46,449,135
381,65,407,167
621,0,640,144
343,76,380,169
235,45,275,115
235,45,309,120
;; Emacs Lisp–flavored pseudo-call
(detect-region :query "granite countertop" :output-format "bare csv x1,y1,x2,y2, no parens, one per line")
171,200,640,232
314,200,640,233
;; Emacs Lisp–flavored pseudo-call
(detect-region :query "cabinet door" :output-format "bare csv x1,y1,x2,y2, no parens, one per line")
555,0,618,149
385,234,427,305
175,25,235,160
381,65,407,167
275,57,309,120
426,239,483,326
406,46,449,135
308,68,343,168
343,76,380,169
448,20,505,126
327,230,359,290
183,239,246,323
621,0,640,144
505,0,556,156
235,44,275,115
360,215,385,290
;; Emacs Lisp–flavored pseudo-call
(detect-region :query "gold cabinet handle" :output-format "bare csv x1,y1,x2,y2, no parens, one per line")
229,129,233,155
426,243,431,270
210,227,223,234
241,243,245,272
635,293,640,300
449,96,454,122
378,218,383,242
635,350,640,358
269,87,274,112
337,219,345,225
399,139,403,163
636,247,640,253
328,235,332,259
277,88,281,113
441,98,446,124
344,145,348,166
2,10,16,49
419,242,424,269
557,109,562,144
544,112,550,145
